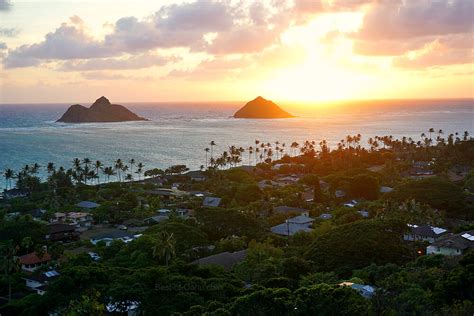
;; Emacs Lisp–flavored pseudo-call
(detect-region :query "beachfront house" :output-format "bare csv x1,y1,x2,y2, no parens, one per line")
271,214,315,236
426,230,474,256
19,252,52,272
404,225,448,243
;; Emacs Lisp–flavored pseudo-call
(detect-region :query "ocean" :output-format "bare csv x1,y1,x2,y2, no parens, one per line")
0,99,473,188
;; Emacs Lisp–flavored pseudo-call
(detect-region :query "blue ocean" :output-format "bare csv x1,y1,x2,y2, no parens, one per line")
0,99,473,188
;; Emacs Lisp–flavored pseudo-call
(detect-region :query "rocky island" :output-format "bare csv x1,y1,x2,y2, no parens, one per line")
233,96,294,119
57,96,148,123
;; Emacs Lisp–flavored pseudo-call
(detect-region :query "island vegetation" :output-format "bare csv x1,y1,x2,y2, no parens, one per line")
1,129,473,315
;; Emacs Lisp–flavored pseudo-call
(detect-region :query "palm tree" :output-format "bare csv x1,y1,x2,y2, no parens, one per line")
31,163,40,175
129,159,135,177
0,242,20,303
209,141,216,159
152,231,176,266
204,148,210,168
3,168,14,190
46,162,55,174
94,160,103,185
103,166,115,183
125,173,133,182
115,159,124,182
136,162,144,180
428,128,434,139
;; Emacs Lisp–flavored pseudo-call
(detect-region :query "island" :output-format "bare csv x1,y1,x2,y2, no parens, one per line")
56,96,148,123
233,96,294,119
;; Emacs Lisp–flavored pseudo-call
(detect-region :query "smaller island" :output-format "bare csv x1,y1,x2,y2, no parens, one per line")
233,96,294,119
57,96,148,123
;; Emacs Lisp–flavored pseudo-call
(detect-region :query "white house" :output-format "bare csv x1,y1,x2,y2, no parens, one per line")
426,230,474,256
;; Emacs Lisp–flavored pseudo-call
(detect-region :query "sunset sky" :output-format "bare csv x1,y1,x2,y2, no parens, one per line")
0,0,473,103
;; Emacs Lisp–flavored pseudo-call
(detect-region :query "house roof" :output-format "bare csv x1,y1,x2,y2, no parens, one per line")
380,186,394,193
47,223,76,234
432,230,474,250
28,209,46,218
67,212,90,219
203,197,221,207
90,230,135,241
24,270,60,283
410,225,448,238
76,201,100,209
192,250,247,270
288,215,315,224
319,213,333,220
19,252,52,265
271,222,313,236
144,215,169,223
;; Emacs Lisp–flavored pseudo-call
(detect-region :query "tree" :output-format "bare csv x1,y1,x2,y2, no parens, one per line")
230,288,294,316
152,231,176,266
3,168,14,189
0,242,20,303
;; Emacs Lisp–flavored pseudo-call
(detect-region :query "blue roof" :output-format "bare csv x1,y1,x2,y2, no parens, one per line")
203,197,221,207
76,201,100,209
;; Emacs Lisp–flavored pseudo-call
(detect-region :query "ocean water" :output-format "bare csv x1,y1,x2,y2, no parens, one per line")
0,99,473,188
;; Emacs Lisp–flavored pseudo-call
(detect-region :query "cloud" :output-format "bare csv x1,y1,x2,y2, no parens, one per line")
0,42,7,50
357,0,473,41
59,53,179,71
393,40,474,69
0,27,19,37
0,0,11,11
81,71,127,80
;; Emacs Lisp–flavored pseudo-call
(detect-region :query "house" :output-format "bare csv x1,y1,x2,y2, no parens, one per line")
3,188,30,199
19,252,52,272
106,300,140,316
192,250,247,270
319,213,333,220
358,210,370,218
343,200,359,208
90,231,140,246
203,197,222,208
404,225,448,243
66,212,93,231
258,179,278,189
185,170,207,182
380,186,394,193
426,230,474,256
335,190,346,198
52,212,66,222
273,206,309,216
144,188,188,201
23,270,60,295
410,161,434,176
27,208,47,221
45,223,79,242
271,214,315,236
340,282,376,298
76,201,100,209
275,175,301,186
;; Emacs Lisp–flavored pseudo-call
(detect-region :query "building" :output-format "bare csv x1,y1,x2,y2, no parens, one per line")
45,223,79,242
192,250,247,270
3,188,30,199
340,282,376,298
23,270,60,295
380,186,394,193
426,230,474,256
66,212,93,230
19,252,52,272
404,225,448,243
76,201,100,209
203,197,222,208
271,214,315,236
90,231,141,246
185,170,207,182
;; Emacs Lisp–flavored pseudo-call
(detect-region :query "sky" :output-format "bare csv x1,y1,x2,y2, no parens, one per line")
0,0,473,103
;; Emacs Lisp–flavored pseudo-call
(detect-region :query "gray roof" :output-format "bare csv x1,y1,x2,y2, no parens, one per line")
271,222,313,236
192,250,247,270
431,230,474,250
144,215,169,223
288,215,315,224
90,230,134,241
203,197,221,207
76,201,100,209
319,213,333,220
380,186,394,193
410,225,448,238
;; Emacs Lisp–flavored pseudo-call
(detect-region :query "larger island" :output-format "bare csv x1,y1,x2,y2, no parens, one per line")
234,96,294,119
57,96,148,123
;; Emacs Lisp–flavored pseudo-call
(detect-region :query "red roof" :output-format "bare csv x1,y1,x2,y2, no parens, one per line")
19,252,52,265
